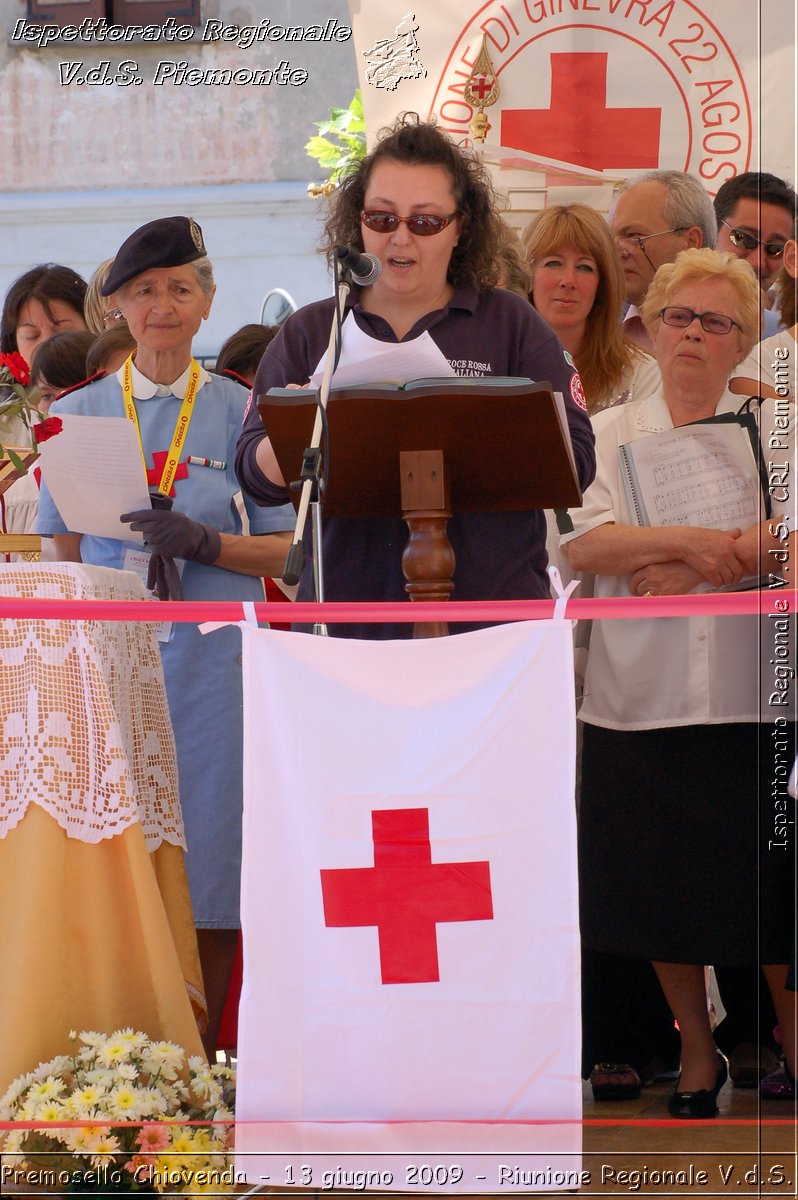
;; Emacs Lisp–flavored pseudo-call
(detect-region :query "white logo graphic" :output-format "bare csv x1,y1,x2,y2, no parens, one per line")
363,12,426,91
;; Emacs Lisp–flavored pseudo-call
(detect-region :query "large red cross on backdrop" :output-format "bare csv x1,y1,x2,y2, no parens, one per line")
146,450,189,497
502,52,661,171
320,808,493,985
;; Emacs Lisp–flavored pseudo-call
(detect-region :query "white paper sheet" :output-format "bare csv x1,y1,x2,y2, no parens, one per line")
309,323,456,389
37,414,151,541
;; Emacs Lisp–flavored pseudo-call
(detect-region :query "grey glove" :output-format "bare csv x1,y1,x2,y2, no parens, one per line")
120,505,221,565
146,552,184,603
121,494,221,602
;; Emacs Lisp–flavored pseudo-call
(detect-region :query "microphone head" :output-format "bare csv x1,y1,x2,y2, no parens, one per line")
351,252,382,287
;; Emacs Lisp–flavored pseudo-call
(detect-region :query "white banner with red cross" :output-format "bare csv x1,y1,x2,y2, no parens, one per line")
347,1,796,196
234,620,581,1193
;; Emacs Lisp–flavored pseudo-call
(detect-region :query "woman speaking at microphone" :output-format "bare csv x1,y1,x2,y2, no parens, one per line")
37,217,295,1054
235,114,596,638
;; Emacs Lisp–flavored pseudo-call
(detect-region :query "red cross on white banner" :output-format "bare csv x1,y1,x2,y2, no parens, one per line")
502,52,661,171
236,620,582,1178
320,807,493,984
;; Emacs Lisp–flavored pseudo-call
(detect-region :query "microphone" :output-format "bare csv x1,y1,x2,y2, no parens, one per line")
335,245,382,287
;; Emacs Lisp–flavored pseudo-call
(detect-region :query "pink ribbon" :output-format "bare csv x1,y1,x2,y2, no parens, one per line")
0,590,793,624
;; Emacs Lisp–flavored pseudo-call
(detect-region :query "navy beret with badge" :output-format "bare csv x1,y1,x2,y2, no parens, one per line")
102,216,206,295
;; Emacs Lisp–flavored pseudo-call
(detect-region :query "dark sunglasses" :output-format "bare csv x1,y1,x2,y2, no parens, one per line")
361,210,459,236
722,219,786,258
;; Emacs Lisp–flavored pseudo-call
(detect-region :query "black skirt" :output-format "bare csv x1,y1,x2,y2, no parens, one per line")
579,722,796,965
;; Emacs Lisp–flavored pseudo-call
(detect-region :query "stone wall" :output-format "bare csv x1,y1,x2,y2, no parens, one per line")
0,0,358,190
0,0,359,345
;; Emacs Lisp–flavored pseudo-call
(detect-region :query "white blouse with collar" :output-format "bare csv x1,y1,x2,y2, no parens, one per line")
561,388,796,730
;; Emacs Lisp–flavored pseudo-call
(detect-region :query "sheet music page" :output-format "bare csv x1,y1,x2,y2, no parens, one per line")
620,422,762,530
37,414,150,541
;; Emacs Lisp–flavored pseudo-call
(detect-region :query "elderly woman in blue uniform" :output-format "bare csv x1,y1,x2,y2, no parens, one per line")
37,216,295,1055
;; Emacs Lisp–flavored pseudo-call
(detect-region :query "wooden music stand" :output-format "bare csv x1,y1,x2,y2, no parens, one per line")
258,380,582,637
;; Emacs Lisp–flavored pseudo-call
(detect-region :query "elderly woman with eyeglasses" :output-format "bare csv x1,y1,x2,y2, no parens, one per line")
561,248,796,1118
235,113,596,638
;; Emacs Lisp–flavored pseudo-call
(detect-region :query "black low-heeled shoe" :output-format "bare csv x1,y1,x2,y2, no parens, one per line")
667,1052,728,1119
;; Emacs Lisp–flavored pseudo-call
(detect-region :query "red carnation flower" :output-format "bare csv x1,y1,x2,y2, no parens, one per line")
0,351,31,385
33,416,63,444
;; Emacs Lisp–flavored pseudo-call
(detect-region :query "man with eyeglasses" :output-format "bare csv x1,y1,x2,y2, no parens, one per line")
609,170,717,353
590,172,716,1101
714,172,797,336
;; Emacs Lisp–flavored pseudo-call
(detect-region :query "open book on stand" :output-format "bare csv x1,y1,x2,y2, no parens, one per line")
260,377,582,517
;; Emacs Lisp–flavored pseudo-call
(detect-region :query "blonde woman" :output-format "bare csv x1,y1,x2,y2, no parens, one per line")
83,257,126,335
521,204,659,411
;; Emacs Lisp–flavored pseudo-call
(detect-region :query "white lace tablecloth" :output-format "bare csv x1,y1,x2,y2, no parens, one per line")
0,563,185,848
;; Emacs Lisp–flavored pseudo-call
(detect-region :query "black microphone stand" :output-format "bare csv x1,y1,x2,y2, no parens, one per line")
281,249,354,636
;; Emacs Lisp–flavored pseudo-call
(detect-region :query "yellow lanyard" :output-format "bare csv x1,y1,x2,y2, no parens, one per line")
122,354,201,497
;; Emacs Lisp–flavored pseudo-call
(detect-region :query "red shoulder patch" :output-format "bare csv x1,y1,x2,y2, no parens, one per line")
570,372,587,411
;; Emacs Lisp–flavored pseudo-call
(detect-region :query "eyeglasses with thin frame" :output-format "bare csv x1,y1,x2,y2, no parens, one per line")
102,308,125,328
659,306,741,335
615,227,689,272
721,219,786,259
361,211,459,237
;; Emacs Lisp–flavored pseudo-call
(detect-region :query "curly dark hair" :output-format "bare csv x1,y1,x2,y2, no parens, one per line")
1,264,88,354
322,113,504,290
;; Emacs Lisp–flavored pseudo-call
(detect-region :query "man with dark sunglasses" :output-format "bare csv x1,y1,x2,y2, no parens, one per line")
713,172,797,1087
714,172,797,335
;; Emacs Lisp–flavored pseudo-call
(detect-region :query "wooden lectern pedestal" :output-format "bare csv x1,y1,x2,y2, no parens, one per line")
259,379,582,637
400,449,454,638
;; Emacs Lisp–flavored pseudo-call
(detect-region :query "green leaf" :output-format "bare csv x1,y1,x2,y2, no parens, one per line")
305,135,341,167
337,109,365,135
339,133,366,152
306,89,367,183
305,134,333,155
